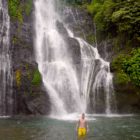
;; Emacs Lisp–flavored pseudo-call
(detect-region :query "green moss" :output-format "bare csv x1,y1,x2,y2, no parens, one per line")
8,0,33,23
25,0,33,16
8,0,23,23
15,69,21,87
32,69,42,86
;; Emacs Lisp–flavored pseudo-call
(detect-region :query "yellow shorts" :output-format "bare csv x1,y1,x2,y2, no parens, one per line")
78,128,86,136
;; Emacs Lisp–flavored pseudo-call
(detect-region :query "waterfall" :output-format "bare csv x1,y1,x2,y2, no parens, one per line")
34,0,116,116
0,0,13,115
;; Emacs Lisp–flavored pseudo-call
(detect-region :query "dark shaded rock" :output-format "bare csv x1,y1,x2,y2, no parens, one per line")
55,20,81,65
97,40,114,62
113,79,140,113
66,37,81,64
88,59,106,113
66,37,81,82
55,20,82,78
12,62,51,115
116,92,140,113
63,6,95,44
56,21,69,37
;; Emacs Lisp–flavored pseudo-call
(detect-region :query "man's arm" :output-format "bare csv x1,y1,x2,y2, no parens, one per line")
76,120,80,131
85,120,89,132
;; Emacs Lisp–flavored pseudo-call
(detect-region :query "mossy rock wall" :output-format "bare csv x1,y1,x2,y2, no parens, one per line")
9,0,50,115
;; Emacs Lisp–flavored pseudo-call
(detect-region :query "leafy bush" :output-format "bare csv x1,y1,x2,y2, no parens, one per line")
86,0,140,42
122,49,140,86
32,69,42,86
112,49,140,86
87,0,115,33
115,70,130,85
87,2,101,15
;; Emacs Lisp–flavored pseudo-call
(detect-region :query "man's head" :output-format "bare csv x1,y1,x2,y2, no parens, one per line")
81,113,85,119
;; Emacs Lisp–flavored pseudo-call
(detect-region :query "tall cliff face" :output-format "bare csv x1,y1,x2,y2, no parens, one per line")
7,0,140,115
8,0,50,115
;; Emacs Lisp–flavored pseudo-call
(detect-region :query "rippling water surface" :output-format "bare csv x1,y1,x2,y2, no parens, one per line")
0,115,140,140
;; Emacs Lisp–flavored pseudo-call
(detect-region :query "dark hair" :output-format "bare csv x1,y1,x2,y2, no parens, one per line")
82,113,85,118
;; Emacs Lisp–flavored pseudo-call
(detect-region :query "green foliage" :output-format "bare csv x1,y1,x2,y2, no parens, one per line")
87,0,115,33
122,49,140,86
111,0,140,37
32,69,42,86
111,9,127,22
112,54,128,71
64,0,83,5
25,0,33,16
8,0,23,23
86,0,140,43
112,49,140,86
8,0,33,22
87,2,101,15
115,70,130,85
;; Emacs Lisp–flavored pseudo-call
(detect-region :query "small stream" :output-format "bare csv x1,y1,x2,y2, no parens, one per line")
0,115,139,140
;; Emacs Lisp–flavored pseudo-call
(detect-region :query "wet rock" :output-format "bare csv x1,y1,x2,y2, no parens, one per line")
113,80,140,113
88,59,107,113
10,4,50,115
63,7,95,44
56,21,69,37
66,37,81,64
97,40,114,62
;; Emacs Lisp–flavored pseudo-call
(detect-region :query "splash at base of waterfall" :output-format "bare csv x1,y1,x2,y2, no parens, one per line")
49,113,134,121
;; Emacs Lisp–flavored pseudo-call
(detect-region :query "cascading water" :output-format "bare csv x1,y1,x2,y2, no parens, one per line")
67,29,116,114
0,0,13,115
34,0,116,117
34,0,84,116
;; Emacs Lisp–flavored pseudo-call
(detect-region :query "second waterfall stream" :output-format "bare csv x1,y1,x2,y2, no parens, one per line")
34,0,116,118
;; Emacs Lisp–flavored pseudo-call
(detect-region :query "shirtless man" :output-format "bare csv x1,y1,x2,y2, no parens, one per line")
76,113,88,137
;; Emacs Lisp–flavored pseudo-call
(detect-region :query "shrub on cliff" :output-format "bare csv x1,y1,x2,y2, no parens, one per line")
122,49,140,86
112,49,140,87
32,69,42,86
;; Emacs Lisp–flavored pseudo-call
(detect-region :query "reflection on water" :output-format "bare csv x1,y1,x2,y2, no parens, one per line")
0,116,139,140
